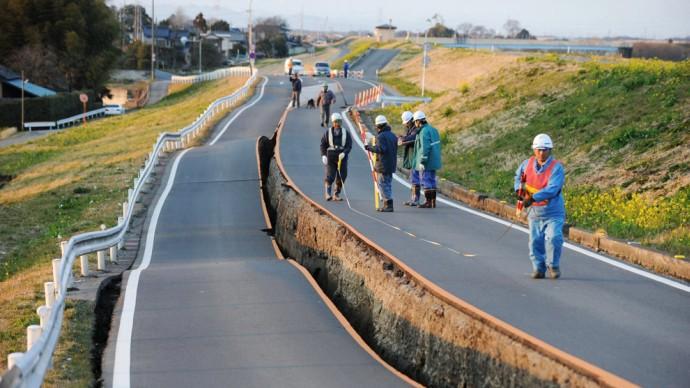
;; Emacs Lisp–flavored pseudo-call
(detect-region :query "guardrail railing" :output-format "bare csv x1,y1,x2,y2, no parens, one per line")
24,108,108,131
0,69,258,388
170,66,251,84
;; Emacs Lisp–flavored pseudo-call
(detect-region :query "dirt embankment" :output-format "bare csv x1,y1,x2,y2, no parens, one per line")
258,135,630,388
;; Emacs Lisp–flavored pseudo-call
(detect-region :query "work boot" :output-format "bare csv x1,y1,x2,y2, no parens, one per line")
404,185,421,206
548,266,561,279
333,184,343,201
324,183,332,201
431,189,437,208
377,199,394,212
531,271,545,279
418,191,434,208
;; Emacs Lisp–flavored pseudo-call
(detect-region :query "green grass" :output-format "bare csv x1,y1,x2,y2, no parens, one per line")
0,75,253,373
437,58,690,255
372,52,689,256
43,300,95,387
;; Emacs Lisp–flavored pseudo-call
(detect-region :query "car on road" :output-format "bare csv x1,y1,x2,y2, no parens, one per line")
104,104,125,115
284,58,303,75
312,62,331,77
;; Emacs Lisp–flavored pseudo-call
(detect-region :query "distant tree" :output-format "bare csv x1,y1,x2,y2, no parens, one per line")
469,25,495,39
457,22,473,37
210,20,230,32
193,13,208,33
255,17,289,57
516,28,533,39
166,8,190,29
0,0,120,91
8,45,65,90
503,19,522,38
427,22,455,38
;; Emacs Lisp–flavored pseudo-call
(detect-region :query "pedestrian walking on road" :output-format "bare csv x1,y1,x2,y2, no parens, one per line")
412,111,442,208
316,83,336,127
287,57,294,76
365,115,398,212
398,111,421,206
343,60,349,78
514,133,566,279
320,112,352,201
290,73,302,108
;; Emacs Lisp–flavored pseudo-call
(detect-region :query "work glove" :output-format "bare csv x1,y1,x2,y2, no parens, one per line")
523,197,534,208
418,163,425,171
322,155,328,165
338,152,345,161
364,145,373,152
397,137,403,146
365,132,375,145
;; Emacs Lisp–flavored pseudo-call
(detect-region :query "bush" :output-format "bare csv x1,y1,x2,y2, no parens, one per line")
0,92,101,129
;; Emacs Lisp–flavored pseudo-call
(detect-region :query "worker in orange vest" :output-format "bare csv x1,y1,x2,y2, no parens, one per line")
514,133,566,279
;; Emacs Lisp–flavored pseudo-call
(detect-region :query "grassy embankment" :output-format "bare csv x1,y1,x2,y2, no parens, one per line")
331,38,380,70
373,47,689,256
0,75,251,378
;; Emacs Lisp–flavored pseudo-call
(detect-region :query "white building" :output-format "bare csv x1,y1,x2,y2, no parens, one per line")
374,22,397,42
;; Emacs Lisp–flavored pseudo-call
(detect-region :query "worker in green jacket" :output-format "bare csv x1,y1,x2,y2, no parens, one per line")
412,110,442,208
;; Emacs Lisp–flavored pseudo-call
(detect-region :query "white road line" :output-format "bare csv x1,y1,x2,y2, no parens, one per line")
342,110,690,293
209,77,268,145
112,148,191,388
113,80,269,387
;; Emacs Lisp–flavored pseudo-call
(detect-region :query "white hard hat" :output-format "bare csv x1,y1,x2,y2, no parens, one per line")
413,110,426,121
532,133,553,149
322,82,329,89
375,115,388,125
331,112,343,122
401,111,413,124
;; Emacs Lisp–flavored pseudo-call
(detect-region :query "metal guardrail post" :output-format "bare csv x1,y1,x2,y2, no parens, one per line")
26,325,42,351
109,246,118,264
37,306,50,328
51,259,61,293
80,255,89,276
44,282,55,308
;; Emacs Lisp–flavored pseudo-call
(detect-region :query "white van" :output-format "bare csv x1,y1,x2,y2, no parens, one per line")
284,58,304,75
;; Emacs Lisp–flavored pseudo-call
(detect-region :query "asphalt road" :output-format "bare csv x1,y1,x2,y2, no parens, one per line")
278,50,690,387
105,75,408,387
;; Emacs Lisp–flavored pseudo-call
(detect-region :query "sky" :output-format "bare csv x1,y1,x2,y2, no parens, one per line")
117,0,690,39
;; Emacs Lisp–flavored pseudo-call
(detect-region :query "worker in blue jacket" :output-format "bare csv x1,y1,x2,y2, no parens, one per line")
514,133,566,279
412,111,442,208
365,115,398,212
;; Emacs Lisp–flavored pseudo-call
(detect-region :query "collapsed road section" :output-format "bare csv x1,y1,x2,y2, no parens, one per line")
257,130,633,387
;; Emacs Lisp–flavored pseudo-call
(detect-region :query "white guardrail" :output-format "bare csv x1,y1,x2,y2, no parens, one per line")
170,66,251,84
24,108,108,131
0,66,256,388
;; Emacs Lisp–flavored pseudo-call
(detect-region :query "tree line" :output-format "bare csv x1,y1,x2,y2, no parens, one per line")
426,18,534,40
0,0,119,93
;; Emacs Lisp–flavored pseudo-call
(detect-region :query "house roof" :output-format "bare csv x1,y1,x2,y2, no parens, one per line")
375,24,397,30
210,30,247,42
0,65,19,81
5,79,56,97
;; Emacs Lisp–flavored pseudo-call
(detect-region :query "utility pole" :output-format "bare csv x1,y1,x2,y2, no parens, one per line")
248,0,254,74
20,71,25,132
150,0,155,81
199,38,203,74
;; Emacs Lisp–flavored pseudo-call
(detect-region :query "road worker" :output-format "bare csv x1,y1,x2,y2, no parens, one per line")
343,59,350,78
287,57,294,76
412,111,442,208
514,133,566,279
290,73,302,108
320,112,352,201
398,111,421,206
316,82,336,127
365,115,398,212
